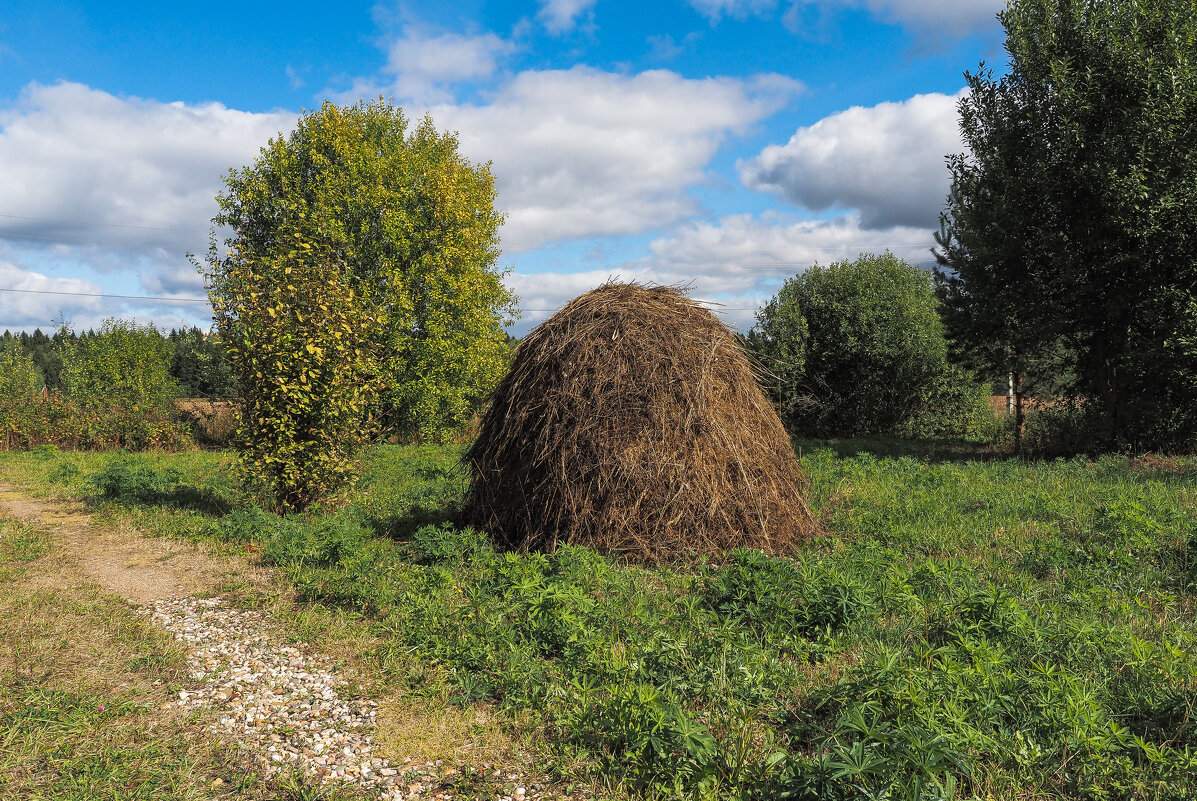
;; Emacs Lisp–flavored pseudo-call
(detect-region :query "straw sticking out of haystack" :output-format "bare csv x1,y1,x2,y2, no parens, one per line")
461,282,819,562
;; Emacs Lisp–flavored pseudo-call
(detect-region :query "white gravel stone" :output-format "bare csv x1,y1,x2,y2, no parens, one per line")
142,597,397,796
141,595,555,801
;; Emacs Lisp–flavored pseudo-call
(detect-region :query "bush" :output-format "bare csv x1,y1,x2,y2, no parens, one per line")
0,393,191,452
899,364,1000,441
0,320,194,452
0,341,40,402
750,252,989,438
0,342,42,450
89,455,184,504
59,319,178,409
210,227,380,513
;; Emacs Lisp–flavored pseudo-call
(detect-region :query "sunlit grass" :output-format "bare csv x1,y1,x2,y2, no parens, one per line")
2,441,1195,799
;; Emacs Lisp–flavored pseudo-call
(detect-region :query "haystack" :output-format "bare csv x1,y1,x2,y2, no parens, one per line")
461,283,819,562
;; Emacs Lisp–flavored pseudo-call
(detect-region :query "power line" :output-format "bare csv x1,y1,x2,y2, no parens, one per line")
0,213,210,235
0,286,763,312
0,230,200,251
0,287,210,303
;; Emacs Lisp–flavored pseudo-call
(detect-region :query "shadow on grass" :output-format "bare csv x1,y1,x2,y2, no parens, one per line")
85,457,236,517
87,485,234,517
794,435,1006,463
363,501,461,543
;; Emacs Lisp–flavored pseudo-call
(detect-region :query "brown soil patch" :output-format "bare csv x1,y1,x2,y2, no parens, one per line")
0,484,272,603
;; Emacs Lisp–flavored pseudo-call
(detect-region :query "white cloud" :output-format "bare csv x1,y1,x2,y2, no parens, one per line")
739,90,964,229
537,0,598,33
385,29,514,88
433,68,800,251
335,27,518,108
690,0,778,22
0,82,293,252
506,211,935,333
689,0,1000,36
851,0,1002,36
0,259,103,331
0,82,290,330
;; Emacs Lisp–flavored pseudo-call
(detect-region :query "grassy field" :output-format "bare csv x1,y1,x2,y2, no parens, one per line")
1,441,1195,800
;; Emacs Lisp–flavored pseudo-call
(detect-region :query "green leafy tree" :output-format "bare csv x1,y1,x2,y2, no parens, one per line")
746,288,808,420
936,0,1197,451
205,98,516,445
0,341,40,402
58,319,178,408
209,226,379,512
168,327,235,397
751,252,988,437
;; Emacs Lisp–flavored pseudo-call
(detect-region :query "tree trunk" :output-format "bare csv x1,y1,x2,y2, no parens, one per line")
1013,371,1026,454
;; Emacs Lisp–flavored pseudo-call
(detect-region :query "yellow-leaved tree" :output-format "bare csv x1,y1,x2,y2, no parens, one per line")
200,99,517,511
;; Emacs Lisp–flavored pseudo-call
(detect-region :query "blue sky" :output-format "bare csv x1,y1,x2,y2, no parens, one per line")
0,0,1006,334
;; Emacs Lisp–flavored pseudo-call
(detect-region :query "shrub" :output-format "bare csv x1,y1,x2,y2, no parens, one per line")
0,320,194,452
89,455,184,504
899,364,1001,441
0,393,191,452
210,228,381,513
0,342,42,450
0,341,40,402
59,319,178,409
751,252,990,438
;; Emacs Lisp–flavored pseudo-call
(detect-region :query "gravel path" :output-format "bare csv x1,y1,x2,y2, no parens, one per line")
0,486,564,801
144,597,547,801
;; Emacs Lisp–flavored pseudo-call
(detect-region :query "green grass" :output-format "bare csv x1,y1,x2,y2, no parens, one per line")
1,442,1195,800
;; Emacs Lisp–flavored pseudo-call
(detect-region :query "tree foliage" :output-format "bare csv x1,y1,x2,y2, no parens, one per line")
59,319,178,408
936,0,1197,451
168,327,235,398
202,99,514,509
0,341,40,403
751,252,989,438
211,226,379,512
206,98,516,445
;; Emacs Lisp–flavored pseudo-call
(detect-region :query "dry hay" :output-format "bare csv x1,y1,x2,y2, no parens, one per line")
461,282,820,562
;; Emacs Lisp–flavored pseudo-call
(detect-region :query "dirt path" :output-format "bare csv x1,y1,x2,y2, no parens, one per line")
0,483,273,603
0,483,561,801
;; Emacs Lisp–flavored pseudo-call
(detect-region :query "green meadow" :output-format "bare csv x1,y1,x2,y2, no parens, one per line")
2,441,1194,800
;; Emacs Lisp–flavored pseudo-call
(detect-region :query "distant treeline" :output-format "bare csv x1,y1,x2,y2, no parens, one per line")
0,326,235,398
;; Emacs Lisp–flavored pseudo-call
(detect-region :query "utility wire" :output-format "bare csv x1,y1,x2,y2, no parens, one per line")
0,213,210,235
0,286,763,312
0,287,210,303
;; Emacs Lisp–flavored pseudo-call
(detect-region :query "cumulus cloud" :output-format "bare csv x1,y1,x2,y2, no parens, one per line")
433,68,800,251
381,29,516,103
689,0,1001,36
0,82,290,329
0,259,104,331
0,82,293,252
690,0,777,22
739,90,964,229
331,25,519,109
505,211,936,333
537,0,598,33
